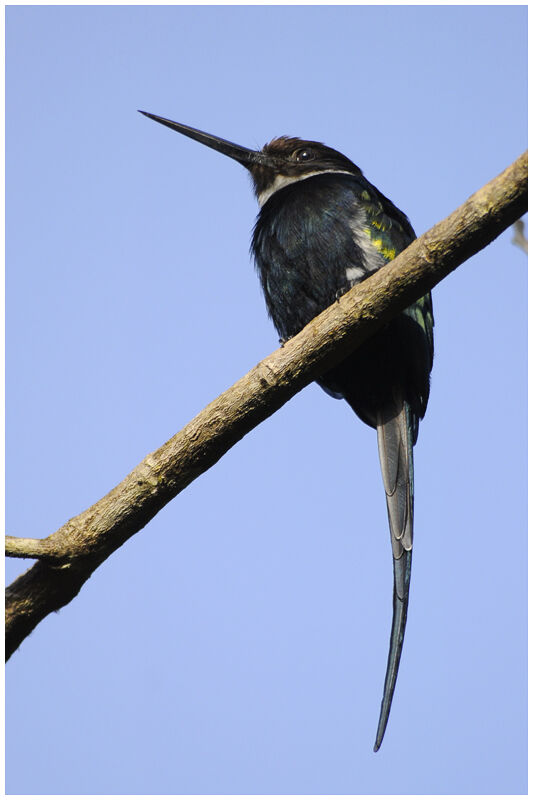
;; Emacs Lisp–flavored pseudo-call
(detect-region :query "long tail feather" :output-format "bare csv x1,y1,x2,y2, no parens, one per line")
373,398,415,752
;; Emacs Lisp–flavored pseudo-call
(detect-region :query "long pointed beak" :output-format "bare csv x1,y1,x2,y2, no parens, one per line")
139,110,263,169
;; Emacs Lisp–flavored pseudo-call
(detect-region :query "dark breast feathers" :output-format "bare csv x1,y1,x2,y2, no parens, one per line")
252,172,434,436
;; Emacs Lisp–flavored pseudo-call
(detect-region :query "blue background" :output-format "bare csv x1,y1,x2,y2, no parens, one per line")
6,5,527,795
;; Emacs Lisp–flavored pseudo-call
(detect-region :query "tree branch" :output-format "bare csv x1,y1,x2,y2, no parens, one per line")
5,536,68,561
6,151,527,661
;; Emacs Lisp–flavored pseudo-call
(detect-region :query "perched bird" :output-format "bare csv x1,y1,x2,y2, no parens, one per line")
140,111,434,751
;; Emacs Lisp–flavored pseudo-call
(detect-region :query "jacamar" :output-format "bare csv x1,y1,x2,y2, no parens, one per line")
140,111,434,751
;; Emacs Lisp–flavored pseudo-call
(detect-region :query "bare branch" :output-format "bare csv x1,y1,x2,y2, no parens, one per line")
5,536,68,561
6,151,528,661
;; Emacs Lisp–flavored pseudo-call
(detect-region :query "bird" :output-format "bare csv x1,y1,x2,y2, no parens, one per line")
140,110,434,751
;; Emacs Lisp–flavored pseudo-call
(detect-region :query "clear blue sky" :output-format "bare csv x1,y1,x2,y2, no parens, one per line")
6,5,527,795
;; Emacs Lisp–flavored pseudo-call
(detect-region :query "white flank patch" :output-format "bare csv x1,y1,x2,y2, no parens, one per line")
345,265,366,284
349,208,385,274
257,169,354,206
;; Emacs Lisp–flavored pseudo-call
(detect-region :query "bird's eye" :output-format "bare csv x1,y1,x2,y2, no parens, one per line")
295,148,315,162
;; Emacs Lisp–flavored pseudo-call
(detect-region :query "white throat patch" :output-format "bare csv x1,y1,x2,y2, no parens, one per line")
257,169,355,207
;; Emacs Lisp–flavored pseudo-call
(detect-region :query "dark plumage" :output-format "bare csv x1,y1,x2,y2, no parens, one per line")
140,111,435,751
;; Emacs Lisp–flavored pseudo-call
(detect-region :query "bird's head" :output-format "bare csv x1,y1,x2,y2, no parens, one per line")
139,112,361,206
